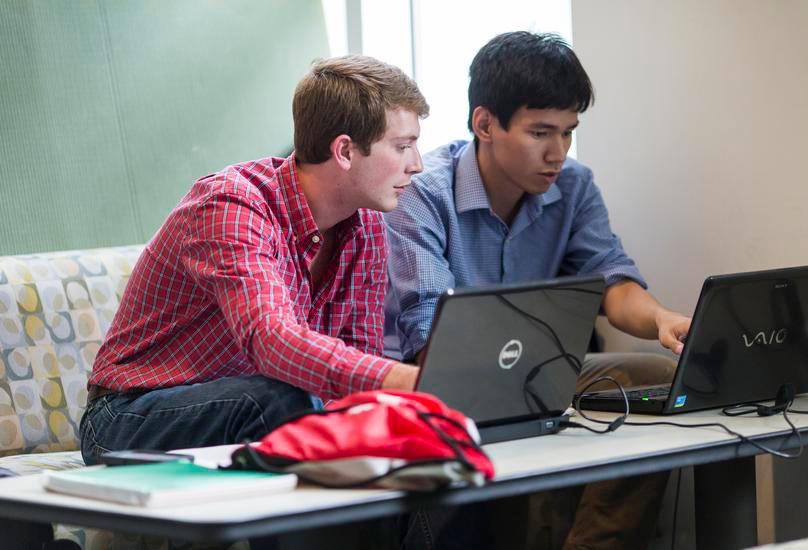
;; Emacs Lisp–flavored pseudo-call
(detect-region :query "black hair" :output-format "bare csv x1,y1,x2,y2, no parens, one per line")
467,31,594,132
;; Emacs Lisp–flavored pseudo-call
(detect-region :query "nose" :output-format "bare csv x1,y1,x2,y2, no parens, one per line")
545,136,567,164
407,146,423,175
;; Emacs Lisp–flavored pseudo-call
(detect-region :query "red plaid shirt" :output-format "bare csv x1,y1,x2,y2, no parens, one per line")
90,155,396,400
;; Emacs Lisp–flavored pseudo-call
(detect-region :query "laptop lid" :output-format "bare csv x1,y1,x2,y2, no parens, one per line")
416,275,605,432
662,265,808,413
580,266,808,415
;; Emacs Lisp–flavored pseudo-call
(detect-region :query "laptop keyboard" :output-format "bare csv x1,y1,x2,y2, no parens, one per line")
625,386,670,400
583,385,671,401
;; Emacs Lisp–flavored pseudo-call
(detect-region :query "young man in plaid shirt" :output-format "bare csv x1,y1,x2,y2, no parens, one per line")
80,56,428,461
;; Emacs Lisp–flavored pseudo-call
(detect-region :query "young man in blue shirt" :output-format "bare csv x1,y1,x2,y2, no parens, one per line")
385,32,691,549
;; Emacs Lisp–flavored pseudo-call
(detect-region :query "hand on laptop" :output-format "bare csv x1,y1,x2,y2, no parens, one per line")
655,310,692,355
382,362,420,391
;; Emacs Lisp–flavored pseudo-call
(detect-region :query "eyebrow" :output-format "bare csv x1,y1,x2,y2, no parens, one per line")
527,122,579,131
392,134,420,141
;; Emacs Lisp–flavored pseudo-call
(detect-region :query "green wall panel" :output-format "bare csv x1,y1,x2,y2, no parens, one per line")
0,0,328,255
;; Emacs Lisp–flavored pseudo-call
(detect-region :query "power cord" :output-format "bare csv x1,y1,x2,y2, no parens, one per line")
495,292,805,458
564,376,629,433
722,383,795,417
565,377,804,459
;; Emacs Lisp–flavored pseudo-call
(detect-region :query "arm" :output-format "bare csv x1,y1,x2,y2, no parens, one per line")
603,280,691,354
384,181,456,360
337,223,421,391
559,165,690,353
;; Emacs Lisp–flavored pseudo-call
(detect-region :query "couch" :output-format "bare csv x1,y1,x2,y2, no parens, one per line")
0,245,248,549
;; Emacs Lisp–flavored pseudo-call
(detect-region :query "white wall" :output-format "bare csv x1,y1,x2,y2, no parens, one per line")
571,0,808,353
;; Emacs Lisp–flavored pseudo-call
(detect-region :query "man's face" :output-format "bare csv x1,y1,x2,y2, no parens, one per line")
488,106,578,195
348,108,423,212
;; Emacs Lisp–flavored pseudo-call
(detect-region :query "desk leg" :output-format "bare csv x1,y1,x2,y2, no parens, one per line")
694,456,757,549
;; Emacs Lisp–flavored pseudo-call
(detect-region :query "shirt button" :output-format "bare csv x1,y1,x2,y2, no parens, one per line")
311,235,321,243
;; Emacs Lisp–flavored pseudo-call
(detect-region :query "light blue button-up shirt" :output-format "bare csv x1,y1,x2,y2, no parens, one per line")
384,140,646,360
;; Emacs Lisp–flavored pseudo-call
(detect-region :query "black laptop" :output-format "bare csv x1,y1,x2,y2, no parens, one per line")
415,275,605,443
579,266,808,414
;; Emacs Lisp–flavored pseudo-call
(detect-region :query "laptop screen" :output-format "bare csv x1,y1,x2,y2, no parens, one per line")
667,265,808,413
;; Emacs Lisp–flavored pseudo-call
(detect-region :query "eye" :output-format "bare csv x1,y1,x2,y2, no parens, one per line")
531,131,549,138
398,144,412,151
563,130,575,137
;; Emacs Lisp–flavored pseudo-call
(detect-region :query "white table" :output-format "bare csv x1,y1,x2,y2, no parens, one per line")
2,397,807,547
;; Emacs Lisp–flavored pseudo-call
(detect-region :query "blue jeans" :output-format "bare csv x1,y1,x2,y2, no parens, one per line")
80,375,312,465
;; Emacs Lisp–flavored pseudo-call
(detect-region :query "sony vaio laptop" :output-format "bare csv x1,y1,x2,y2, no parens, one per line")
415,274,605,443
579,266,808,415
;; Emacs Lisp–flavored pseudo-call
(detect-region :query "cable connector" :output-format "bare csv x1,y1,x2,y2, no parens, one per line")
559,418,622,435
559,419,577,430
607,417,625,432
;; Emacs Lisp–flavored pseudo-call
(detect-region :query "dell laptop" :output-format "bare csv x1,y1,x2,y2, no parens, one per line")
578,266,808,414
415,274,605,443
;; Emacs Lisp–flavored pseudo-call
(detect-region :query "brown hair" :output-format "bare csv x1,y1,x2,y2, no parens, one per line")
293,55,429,164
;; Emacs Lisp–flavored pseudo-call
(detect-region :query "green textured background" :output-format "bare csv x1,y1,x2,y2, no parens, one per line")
0,0,329,255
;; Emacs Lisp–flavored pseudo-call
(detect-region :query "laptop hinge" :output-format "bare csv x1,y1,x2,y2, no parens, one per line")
479,414,569,444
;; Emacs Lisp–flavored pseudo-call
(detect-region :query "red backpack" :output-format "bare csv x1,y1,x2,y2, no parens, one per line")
229,391,495,491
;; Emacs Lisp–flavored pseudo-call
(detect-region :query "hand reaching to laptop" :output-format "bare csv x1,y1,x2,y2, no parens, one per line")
655,310,692,355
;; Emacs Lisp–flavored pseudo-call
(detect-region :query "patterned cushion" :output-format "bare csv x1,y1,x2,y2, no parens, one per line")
0,246,143,457
0,246,254,549
0,449,84,475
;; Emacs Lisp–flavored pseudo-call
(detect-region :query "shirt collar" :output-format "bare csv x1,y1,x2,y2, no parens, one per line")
454,142,562,216
280,154,363,243
455,143,491,213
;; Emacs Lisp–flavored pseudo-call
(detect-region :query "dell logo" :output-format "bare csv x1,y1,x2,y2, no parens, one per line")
742,328,788,348
498,339,523,369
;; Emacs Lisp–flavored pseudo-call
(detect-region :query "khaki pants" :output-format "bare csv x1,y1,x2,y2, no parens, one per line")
577,351,677,393
530,352,677,550
402,352,678,550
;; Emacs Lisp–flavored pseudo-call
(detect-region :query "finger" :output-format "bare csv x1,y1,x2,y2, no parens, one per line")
659,331,678,353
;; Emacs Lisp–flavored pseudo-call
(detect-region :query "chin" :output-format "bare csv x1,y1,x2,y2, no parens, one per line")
527,184,552,195
367,199,398,213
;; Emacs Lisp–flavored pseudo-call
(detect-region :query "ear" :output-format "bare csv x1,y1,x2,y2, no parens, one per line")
471,106,496,144
329,134,353,170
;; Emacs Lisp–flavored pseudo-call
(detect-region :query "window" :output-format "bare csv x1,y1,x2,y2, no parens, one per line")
323,0,574,153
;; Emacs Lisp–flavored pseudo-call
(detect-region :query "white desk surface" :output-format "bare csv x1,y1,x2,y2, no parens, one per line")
1,396,807,539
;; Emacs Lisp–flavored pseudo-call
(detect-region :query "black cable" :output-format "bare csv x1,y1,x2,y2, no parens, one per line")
566,376,630,434
522,352,581,414
496,295,583,375
570,379,803,458
497,292,803,458
580,413,803,459
495,293,592,418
